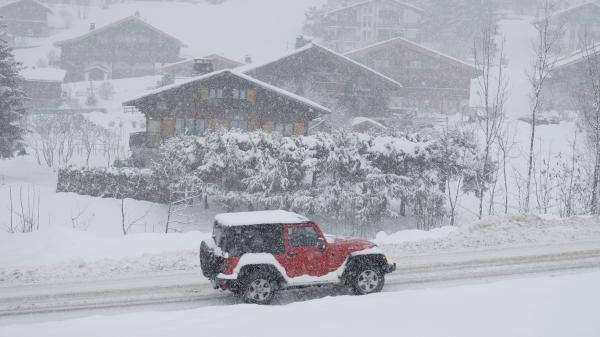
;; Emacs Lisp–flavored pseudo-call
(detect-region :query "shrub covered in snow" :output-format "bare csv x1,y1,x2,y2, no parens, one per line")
57,166,166,202
151,130,484,232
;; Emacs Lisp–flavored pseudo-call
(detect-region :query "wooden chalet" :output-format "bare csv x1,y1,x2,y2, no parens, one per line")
161,54,244,78
536,2,600,56
123,70,330,165
345,36,478,114
54,16,186,82
19,67,65,109
0,0,52,37
318,0,423,52
545,45,600,112
241,43,403,124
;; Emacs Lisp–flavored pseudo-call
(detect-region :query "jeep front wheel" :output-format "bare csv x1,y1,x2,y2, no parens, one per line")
351,267,384,295
242,271,277,304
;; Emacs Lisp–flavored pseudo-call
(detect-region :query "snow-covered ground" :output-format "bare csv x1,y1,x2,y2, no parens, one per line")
2,270,599,337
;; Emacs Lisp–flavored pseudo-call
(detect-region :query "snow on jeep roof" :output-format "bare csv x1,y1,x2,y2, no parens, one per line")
214,210,309,227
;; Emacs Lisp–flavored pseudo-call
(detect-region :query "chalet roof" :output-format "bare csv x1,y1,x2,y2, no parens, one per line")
345,36,478,76
203,54,244,67
123,69,332,114
0,0,52,13
535,2,600,24
553,44,600,70
162,54,243,71
325,0,424,16
54,16,187,48
20,67,65,82
238,43,403,89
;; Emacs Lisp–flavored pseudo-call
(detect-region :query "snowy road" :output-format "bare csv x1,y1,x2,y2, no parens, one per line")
2,240,600,321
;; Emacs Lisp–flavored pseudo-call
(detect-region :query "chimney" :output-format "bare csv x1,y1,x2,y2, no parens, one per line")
244,55,252,64
89,23,95,30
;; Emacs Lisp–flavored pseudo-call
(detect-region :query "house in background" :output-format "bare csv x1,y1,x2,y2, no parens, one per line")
345,36,478,115
316,0,423,52
544,44,600,112
19,67,66,110
161,54,243,78
54,15,187,82
0,0,52,37
123,70,330,166
536,2,600,56
241,43,403,126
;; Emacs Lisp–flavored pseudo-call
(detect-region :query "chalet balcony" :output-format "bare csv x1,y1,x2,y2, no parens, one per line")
130,132,161,149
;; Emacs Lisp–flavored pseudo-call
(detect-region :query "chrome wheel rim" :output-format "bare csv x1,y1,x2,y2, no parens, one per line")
246,278,272,302
357,270,380,293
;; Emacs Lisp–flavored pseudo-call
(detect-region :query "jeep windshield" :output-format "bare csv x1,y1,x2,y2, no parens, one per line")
212,222,285,256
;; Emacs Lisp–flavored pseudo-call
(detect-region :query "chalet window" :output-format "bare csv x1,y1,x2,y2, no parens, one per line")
240,89,246,100
185,118,195,135
217,89,224,98
175,118,185,136
283,123,294,137
195,119,205,135
231,120,248,131
209,89,217,98
274,123,284,134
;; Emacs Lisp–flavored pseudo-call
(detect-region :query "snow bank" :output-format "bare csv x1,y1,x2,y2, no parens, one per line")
374,226,456,245
382,214,600,257
0,226,209,268
3,271,599,337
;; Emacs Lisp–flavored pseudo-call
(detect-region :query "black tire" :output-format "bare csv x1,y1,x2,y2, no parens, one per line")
350,265,384,295
242,270,278,304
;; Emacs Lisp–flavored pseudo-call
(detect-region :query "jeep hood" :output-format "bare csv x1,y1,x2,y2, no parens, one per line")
327,237,377,253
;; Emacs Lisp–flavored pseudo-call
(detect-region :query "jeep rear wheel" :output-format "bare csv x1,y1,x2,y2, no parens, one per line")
242,271,277,304
351,267,384,295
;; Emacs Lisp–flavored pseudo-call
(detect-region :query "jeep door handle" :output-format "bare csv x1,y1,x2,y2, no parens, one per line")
287,251,297,256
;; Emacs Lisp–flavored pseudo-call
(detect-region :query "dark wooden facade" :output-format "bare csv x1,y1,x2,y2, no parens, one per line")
0,0,52,37
54,16,186,82
123,70,330,159
19,68,65,109
243,43,402,124
345,37,478,114
536,3,600,56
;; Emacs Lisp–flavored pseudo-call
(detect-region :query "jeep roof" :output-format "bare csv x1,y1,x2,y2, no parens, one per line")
214,210,310,227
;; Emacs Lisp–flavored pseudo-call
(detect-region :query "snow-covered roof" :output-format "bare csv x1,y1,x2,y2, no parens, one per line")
238,43,403,89
352,117,387,130
553,44,600,70
123,69,331,113
215,210,310,227
54,16,187,48
162,54,243,71
20,67,66,82
538,2,600,24
345,36,478,75
0,0,52,13
325,0,423,16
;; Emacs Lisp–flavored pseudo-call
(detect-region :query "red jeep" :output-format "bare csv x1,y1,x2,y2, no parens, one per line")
199,210,396,304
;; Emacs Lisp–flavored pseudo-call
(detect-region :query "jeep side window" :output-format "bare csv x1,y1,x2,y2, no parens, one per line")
288,226,320,247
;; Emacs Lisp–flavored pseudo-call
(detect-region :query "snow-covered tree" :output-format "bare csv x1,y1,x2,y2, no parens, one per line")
0,24,26,159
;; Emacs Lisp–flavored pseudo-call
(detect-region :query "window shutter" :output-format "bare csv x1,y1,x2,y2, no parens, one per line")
293,122,305,136
200,88,209,100
247,89,256,103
